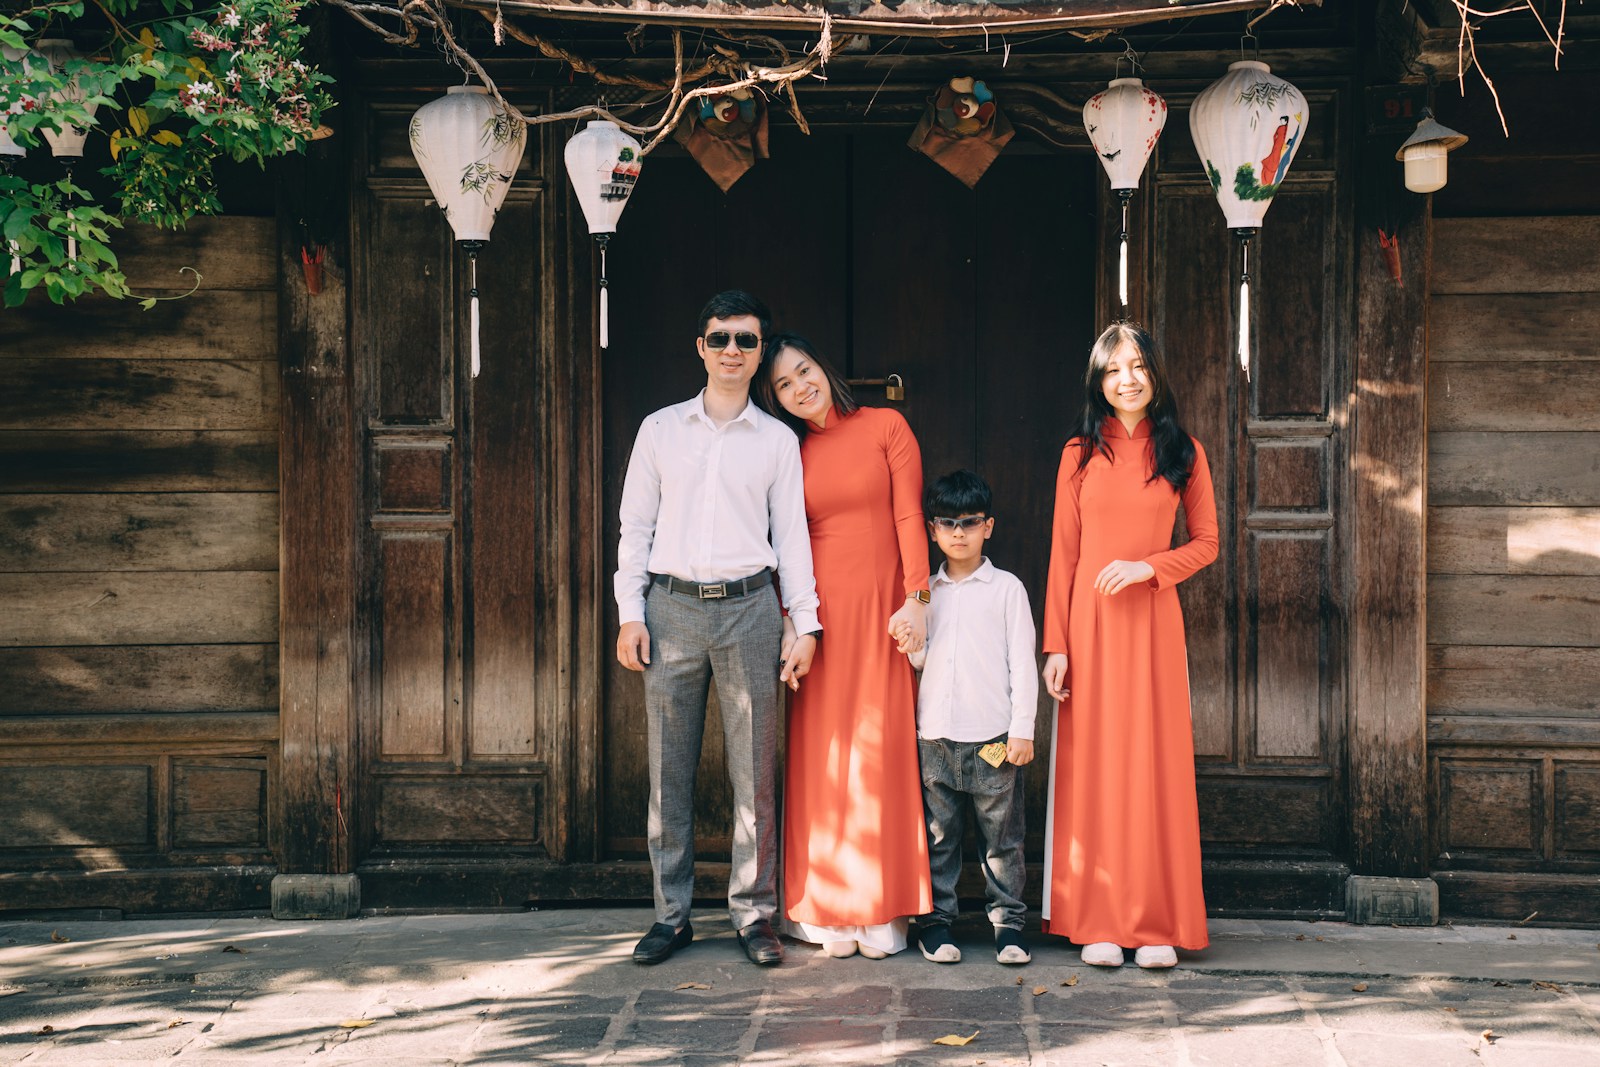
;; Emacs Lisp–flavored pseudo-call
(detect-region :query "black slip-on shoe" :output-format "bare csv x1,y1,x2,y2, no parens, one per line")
736,919,784,965
995,926,1031,965
633,921,693,965
917,924,961,964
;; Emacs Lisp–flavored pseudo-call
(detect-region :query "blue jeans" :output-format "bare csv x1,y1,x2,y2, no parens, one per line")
916,735,1027,931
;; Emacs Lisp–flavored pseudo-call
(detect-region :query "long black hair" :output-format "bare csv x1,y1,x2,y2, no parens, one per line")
1072,322,1196,492
752,332,859,437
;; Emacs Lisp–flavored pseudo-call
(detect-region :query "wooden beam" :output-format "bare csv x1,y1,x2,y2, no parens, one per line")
1347,119,1430,878
276,100,359,876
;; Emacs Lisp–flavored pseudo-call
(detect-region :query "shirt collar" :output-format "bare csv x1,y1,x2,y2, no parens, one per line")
933,557,996,586
686,389,759,428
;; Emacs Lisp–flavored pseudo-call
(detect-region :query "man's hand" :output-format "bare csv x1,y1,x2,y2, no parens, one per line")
780,633,818,692
617,621,652,671
779,616,798,672
1094,559,1156,596
1042,653,1070,702
1006,738,1035,766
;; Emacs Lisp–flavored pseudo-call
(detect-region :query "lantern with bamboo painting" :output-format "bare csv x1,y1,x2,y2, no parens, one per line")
409,84,527,379
564,119,642,350
1083,76,1167,315
1189,60,1308,380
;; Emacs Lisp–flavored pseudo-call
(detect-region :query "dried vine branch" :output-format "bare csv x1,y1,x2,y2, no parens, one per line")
322,0,845,152
1444,0,1568,135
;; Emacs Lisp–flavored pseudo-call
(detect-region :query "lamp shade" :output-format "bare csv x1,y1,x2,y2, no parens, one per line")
408,85,527,243
1188,60,1308,230
35,39,95,158
1,44,36,157
563,120,642,235
1084,77,1167,192
1396,111,1467,194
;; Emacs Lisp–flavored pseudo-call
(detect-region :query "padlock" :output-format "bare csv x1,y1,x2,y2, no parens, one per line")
885,373,905,402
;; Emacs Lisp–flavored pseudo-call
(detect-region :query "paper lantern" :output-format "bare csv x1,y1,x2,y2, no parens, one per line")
35,39,95,159
1189,60,1308,379
409,85,527,378
1397,109,1467,194
563,119,642,349
1084,77,1167,313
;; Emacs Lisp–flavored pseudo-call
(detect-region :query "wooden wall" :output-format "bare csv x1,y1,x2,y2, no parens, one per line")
0,217,280,913
1426,215,1600,921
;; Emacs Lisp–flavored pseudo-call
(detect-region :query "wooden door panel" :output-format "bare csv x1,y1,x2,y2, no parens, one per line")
1250,531,1329,760
377,533,450,758
368,197,452,425
1254,184,1338,418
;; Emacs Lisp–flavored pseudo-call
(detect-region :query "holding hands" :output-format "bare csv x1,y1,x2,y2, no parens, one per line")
779,616,819,692
888,597,928,654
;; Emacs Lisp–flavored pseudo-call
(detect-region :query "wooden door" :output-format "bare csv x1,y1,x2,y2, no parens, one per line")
599,128,1097,861
346,86,572,900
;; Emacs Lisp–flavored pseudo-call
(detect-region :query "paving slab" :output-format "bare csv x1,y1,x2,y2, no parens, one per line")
0,909,1597,1064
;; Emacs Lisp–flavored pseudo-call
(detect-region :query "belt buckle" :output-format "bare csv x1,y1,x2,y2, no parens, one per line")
699,582,727,599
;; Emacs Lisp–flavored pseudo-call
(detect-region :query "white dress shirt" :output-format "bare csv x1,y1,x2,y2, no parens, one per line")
614,391,821,635
911,557,1039,741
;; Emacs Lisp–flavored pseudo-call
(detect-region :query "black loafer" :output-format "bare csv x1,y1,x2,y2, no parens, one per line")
737,919,784,966
633,921,693,965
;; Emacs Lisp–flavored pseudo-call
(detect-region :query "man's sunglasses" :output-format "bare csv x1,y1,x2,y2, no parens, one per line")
930,516,989,531
704,331,763,352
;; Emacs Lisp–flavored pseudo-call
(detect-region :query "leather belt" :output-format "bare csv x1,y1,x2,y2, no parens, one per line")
652,569,773,600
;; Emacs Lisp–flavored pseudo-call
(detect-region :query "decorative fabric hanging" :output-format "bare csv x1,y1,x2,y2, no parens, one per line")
35,39,95,159
1084,75,1166,316
1189,59,1307,380
907,76,1014,188
408,85,527,379
673,87,768,192
564,119,642,350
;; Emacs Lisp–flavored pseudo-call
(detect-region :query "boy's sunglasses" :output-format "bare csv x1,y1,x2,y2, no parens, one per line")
930,516,989,531
704,331,763,352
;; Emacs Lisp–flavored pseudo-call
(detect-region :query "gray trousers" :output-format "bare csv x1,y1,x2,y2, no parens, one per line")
917,735,1028,931
642,581,784,931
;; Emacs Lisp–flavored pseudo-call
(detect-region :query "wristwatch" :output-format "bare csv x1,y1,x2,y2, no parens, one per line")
910,589,931,605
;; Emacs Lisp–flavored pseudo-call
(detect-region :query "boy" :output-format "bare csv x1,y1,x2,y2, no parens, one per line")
907,470,1038,965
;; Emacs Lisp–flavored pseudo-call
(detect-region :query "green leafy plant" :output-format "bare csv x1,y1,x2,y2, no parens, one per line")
1,0,334,306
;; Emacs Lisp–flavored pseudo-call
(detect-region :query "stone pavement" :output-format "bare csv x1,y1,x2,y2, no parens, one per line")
2,908,1598,1065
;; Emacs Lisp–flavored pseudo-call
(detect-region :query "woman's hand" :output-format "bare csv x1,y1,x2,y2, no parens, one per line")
779,616,797,673
1042,653,1070,702
888,597,928,654
780,633,818,692
1094,559,1155,596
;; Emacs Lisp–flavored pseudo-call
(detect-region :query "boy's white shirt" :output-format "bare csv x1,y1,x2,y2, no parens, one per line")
911,556,1039,742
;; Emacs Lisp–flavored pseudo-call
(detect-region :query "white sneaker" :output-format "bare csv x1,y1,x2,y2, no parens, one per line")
1134,945,1177,969
823,940,858,958
1081,942,1124,967
857,942,889,960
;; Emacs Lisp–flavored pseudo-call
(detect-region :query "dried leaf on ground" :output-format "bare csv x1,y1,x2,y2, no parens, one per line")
221,945,247,954
1507,934,1517,940
1481,1029,1498,1044
49,931,69,943
166,1019,186,1028
933,1031,979,1046
1062,975,1079,987
1032,986,1048,996
1351,983,1368,992
1533,981,1565,993
1494,980,1512,987
339,1019,376,1029
1295,934,1306,941
1444,1006,1458,1013
33,1025,54,1036
1314,936,1325,942
675,982,711,990
1014,976,1024,985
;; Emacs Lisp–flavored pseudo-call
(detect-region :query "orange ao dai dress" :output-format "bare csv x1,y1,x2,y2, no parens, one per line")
1041,416,1219,950
783,405,933,951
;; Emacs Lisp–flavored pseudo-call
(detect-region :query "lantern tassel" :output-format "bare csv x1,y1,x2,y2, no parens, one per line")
1237,232,1253,382
597,234,611,350
1117,193,1132,315
466,244,482,379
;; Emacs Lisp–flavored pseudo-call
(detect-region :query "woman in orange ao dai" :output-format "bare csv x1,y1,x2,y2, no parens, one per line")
754,332,933,959
1040,322,1219,970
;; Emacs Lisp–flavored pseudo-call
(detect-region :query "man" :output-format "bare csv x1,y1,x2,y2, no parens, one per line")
615,290,821,966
